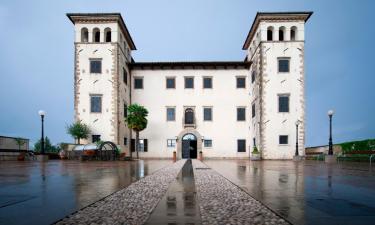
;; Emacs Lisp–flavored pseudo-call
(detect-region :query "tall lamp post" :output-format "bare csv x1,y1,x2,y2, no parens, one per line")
328,110,334,155
38,110,46,155
295,120,300,156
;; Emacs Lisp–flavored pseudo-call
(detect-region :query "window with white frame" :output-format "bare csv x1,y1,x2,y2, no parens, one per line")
204,139,212,148
167,139,176,147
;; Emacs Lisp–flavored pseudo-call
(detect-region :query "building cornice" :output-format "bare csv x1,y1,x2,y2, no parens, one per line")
130,61,251,70
66,13,137,50
242,11,313,50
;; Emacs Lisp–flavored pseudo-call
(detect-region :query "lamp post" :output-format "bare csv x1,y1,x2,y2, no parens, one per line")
328,110,334,155
38,110,46,155
295,120,300,156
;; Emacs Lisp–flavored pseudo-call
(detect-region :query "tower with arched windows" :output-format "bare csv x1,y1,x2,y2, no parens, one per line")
243,12,312,159
67,12,312,160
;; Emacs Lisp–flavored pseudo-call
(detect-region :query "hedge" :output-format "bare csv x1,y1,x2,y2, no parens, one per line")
339,139,375,153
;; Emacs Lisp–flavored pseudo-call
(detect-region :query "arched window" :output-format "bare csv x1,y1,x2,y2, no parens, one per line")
279,27,285,41
93,28,100,42
81,28,88,42
104,28,111,42
267,26,273,41
290,26,297,41
184,108,194,124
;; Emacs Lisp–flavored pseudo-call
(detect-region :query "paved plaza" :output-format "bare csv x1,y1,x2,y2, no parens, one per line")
0,159,374,225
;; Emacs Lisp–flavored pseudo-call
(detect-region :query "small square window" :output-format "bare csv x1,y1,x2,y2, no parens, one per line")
167,139,176,147
166,107,175,121
166,77,175,89
92,135,101,143
204,139,212,148
203,107,212,121
90,59,102,74
90,95,102,113
278,95,290,113
237,107,246,121
134,78,143,89
279,135,288,145
203,77,212,89
185,77,194,88
237,139,246,152
237,77,246,88
278,58,290,73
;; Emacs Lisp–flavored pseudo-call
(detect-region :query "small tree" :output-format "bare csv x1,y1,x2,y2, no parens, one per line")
126,104,148,159
15,137,26,151
66,121,90,144
33,137,57,153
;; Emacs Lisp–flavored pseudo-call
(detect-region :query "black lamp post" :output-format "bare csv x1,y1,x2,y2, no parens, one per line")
38,110,46,155
328,110,334,155
295,120,300,156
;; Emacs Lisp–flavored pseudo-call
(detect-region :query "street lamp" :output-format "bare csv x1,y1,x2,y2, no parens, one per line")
328,110,334,155
38,110,46,155
295,120,301,156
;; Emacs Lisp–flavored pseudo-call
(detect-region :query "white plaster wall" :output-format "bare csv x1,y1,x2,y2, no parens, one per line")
131,69,251,158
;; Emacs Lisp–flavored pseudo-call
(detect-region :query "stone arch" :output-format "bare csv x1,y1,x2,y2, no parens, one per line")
267,26,274,41
290,26,297,41
81,27,88,42
279,26,286,41
176,128,202,159
104,27,111,42
93,27,100,42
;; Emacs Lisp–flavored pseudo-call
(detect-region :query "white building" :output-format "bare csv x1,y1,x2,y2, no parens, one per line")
67,11,312,159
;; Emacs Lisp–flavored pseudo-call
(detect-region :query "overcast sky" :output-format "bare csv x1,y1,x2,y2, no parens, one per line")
0,0,374,147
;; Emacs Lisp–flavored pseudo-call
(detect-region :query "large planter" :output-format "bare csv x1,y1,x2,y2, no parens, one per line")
250,153,261,161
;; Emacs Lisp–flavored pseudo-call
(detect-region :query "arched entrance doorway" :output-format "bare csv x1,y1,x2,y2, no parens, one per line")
182,133,197,159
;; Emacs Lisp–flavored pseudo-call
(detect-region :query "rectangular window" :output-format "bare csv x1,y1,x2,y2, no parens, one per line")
278,95,290,112
252,103,256,118
134,77,143,89
279,135,288,145
167,139,176,147
251,71,256,83
237,107,246,121
204,139,212,148
124,103,128,118
166,107,175,121
185,77,194,89
236,77,246,88
92,135,101,143
90,95,102,113
278,58,290,73
124,137,128,146
203,107,212,121
237,139,246,152
90,59,102,74
166,77,175,89
203,77,212,89
131,139,148,152
123,68,128,85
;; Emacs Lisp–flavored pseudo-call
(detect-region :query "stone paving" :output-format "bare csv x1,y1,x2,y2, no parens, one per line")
55,159,186,225
192,160,289,225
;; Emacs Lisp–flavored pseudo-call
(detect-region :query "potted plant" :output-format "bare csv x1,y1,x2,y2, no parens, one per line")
251,146,261,161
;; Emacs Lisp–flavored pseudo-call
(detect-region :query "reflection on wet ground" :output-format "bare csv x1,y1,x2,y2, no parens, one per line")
204,160,375,225
0,160,171,225
146,159,201,225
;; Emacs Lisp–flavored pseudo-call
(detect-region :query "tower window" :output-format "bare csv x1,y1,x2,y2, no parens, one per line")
90,95,102,113
279,135,288,145
278,95,290,113
236,77,246,88
278,58,290,73
291,26,297,41
251,71,256,83
134,77,143,89
93,28,100,42
237,107,246,121
104,28,111,42
81,28,88,42
185,77,194,89
267,26,274,41
279,27,285,41
166,77,175,89
90,59,102,74
203,77,212,89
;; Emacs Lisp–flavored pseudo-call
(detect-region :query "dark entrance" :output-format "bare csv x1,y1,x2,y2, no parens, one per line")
182,133,197,159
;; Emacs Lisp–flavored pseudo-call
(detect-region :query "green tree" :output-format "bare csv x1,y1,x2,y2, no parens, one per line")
66,121,90,144
33,137,58,153
125,104,148,159
15,137,26,150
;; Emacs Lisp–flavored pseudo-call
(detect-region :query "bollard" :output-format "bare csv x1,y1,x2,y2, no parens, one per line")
173,151,176,162
198,151,203,161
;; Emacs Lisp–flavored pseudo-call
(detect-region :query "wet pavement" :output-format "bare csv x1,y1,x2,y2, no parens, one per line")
145,159,201,225
0,160,171,225
204,160,375,225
